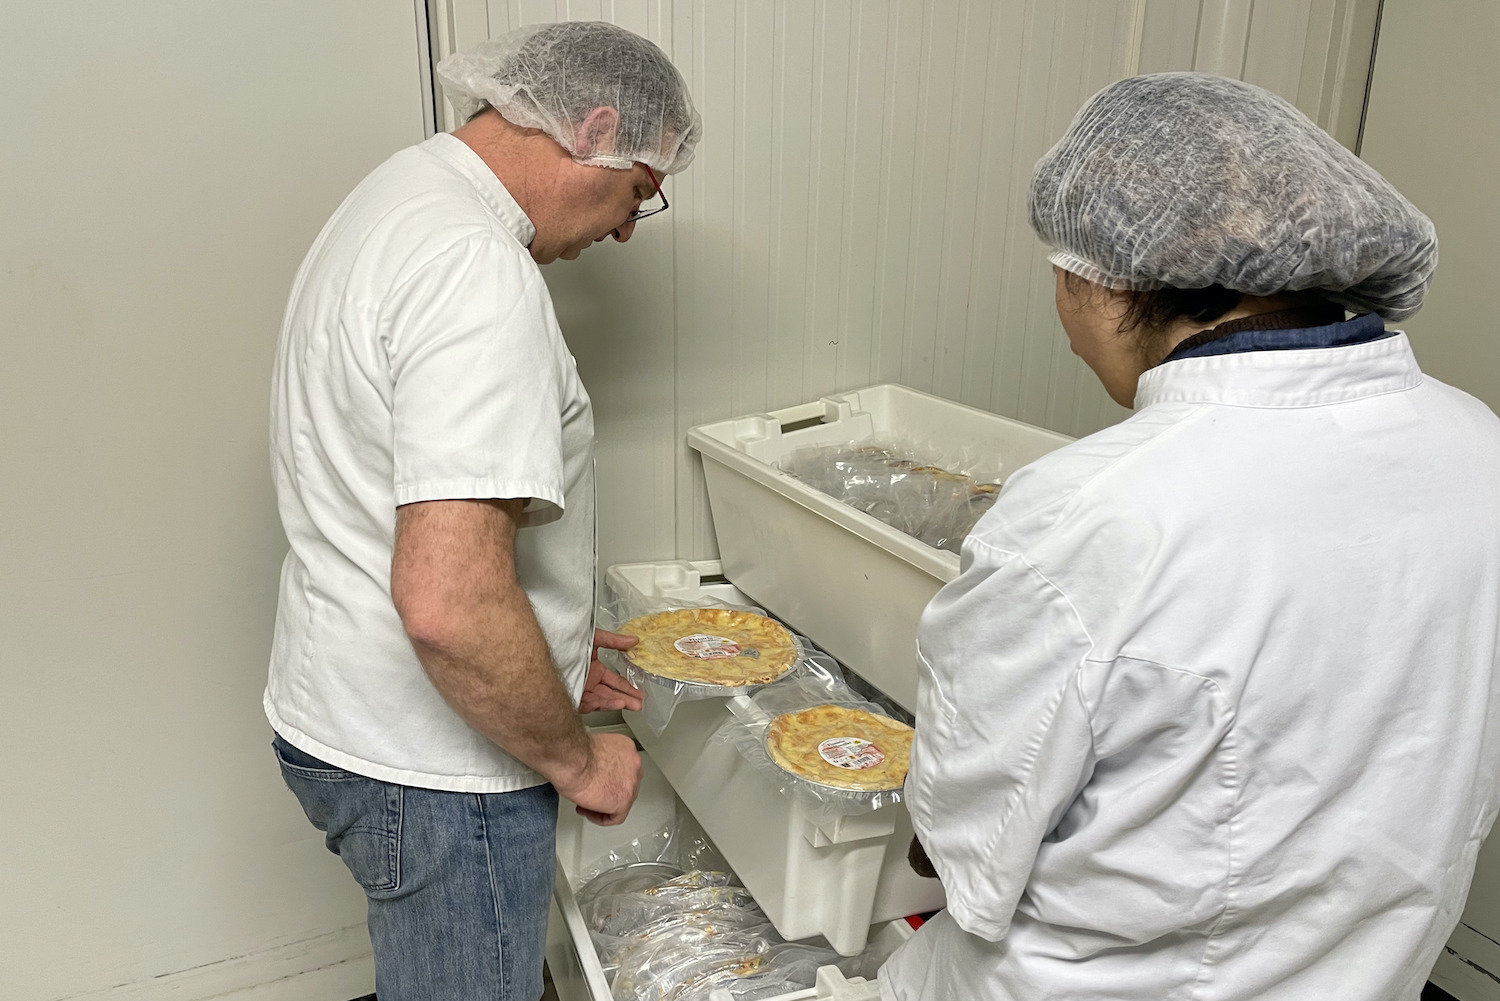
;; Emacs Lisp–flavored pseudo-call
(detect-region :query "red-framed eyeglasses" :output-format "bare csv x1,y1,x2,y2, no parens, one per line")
629,165,669,221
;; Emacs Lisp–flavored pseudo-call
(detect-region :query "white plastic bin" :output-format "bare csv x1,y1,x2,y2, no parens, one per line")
687,384,1072,712
605,561,945,957
545,725,907,1001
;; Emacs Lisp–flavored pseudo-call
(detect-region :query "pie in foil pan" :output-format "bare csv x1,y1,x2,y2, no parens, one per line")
620,608,799,688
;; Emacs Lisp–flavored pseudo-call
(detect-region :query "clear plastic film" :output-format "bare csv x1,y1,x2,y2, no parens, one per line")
702,944,869,1001
575,810,728,890
576,832,801,994
593,910,776,972
781,435,1003,555
576,822,885,997
583,870,776,990
597,591,836,735
576,823,770,986
711,672,913,818
611,933,854,1001
591,881,758,938
609,929,772,1001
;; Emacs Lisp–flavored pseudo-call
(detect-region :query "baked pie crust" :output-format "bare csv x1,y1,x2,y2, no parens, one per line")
764,704,914,792
620,608,799,687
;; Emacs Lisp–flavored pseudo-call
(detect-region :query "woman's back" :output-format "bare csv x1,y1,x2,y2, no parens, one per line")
882,332,1500,1000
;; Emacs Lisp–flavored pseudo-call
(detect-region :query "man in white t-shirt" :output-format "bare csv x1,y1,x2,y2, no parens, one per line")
265,23,700,1001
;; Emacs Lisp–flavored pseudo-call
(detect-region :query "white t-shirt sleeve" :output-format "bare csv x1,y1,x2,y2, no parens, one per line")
908,536,1097,942
384,233,566,510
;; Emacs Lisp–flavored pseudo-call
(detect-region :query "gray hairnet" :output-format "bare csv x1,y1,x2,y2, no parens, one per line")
1029,72,1437,320
436,21,702,175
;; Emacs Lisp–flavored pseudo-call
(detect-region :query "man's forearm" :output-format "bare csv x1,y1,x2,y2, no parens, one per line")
391,498,641,824
391,498,594,789
408,581,592,787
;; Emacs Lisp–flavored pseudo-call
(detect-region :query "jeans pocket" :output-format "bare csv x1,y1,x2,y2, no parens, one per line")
273,738,403,894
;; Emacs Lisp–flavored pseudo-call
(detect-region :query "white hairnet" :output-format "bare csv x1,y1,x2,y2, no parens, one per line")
1029,72,1437,320
436,21,701,175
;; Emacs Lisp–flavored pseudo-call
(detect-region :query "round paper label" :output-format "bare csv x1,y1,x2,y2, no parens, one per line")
673,633,742,660
817,736,886,770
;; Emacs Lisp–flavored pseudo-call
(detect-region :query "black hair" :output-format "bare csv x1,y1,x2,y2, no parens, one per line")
1119,284,1243,334
1064,272,1241,337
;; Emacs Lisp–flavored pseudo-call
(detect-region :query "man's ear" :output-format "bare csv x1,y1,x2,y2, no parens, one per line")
574,106,620,157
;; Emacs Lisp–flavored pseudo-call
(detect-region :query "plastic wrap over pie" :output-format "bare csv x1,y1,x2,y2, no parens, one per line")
619,608,799,687
765,704,914,792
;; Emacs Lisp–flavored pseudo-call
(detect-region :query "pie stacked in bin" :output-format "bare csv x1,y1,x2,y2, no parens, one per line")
765,704,914,792
619,608,799,687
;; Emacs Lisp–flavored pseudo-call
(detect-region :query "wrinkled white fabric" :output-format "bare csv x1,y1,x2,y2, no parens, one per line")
437,21,701,175
1028,73,1438,320
881,335,1500,1000
266,133,595,792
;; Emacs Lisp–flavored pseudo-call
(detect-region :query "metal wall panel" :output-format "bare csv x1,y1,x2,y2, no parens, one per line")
435,0,1369,570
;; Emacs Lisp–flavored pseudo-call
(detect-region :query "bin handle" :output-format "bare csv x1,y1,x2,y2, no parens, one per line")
769,397,857,437
769,400,829,432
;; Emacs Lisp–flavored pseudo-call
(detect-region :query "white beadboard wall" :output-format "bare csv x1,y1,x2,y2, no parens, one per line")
434,0,1377,574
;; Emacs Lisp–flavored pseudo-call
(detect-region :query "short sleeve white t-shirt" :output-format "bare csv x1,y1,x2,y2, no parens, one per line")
265,133,595,793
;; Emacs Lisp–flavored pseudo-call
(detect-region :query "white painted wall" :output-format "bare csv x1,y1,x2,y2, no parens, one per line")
1360,0,1500,415
0,2,428,998
1359,1,1500,995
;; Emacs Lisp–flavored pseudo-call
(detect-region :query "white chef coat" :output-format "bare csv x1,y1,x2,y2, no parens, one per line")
264,133,595,793
881,332,1500,1000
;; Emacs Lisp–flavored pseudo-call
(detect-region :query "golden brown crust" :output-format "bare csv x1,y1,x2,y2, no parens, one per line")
764,704,914,792
619,608,798,686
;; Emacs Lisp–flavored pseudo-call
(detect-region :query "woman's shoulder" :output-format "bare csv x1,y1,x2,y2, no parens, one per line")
978,403,1205,545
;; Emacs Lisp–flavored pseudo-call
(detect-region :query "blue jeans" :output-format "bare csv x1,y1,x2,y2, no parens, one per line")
272,735,559,1001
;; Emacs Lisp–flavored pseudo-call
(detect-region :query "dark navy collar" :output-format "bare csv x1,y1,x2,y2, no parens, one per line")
1163,312,1391,363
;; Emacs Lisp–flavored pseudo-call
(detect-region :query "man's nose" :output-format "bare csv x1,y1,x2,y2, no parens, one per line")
611,219,637,243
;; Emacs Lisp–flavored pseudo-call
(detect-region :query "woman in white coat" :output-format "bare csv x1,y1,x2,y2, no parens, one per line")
880,73,1500,1001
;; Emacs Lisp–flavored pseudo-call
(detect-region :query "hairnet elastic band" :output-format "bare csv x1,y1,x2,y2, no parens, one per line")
1046,249,1158,292
576,153,636,170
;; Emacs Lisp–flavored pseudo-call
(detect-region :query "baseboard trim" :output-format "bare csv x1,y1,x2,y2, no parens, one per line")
53,924,374,1001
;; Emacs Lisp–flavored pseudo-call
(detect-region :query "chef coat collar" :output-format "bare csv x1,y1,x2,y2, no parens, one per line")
1135,322,1422,410
426,133,538,249
1165,311,1389,363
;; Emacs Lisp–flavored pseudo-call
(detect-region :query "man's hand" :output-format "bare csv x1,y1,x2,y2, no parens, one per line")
579,628,645,713
553,731,643,826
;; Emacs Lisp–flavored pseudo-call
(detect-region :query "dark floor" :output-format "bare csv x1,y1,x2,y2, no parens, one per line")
351,983,1460,1000
348,958,562,1000
348,993,555,1000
